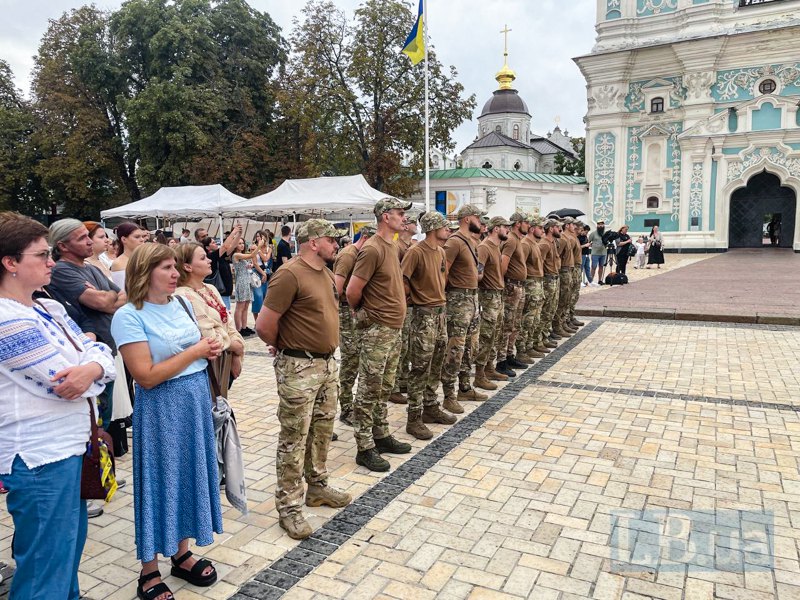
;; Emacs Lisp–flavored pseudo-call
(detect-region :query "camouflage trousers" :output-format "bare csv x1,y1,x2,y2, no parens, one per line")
338,305,360,418
475,289,504,368
441,289,479,398
536,275,560,346
569,266,582,322
274,353,337,516
407,306,447,415
353,322,402,451
392,308,412,393
553,269,572,330
516,277,544,355
497,280,525,359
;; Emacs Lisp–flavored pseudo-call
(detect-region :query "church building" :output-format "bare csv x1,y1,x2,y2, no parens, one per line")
575,0,800,251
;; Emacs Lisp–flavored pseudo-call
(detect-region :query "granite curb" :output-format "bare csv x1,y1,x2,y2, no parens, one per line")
577,306,800,326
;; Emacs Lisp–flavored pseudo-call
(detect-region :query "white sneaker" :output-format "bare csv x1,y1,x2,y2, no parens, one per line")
87,501,104,518
590,282,600,287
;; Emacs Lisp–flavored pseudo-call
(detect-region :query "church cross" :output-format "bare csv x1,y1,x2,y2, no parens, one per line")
500,25,512,56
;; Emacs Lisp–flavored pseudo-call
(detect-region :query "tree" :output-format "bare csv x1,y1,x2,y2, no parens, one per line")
283,0,476,197
553,136,586,177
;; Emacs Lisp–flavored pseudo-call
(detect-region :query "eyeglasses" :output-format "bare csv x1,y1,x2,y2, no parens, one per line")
17,250,53,261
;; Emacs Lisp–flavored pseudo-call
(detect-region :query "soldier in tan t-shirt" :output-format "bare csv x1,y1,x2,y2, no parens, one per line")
554,218,578,338
518,215,547,360
401,212,459,440
496,212,530,375
332,225,375,426
256,219,352,540
391,215,418,405
474,216,511,390
346,198,413,472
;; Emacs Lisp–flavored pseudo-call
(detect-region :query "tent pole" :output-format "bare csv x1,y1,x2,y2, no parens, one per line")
219,214,224,242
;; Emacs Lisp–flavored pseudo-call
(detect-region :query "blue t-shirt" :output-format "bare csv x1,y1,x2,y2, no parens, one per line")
111,299,206,380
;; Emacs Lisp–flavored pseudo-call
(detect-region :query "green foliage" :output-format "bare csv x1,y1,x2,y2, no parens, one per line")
553,136,586,177
283,0,476,197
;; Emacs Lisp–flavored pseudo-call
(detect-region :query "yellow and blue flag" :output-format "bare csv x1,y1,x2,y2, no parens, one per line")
401,0,425,65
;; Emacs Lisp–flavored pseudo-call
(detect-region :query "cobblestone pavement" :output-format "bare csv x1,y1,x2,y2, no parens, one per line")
2,317,800,600
579,254,716,296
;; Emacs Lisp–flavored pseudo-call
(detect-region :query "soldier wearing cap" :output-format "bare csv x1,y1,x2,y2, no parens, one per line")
256,218,352,540
569,220,586,329
346,198,414,472
390,215,419,403
496,211,531,376
440,204,488,411
333,224,376,426
535,219,562,351
517,215,547,361
401,212,459,440
474,216,512,390
552,216,577,339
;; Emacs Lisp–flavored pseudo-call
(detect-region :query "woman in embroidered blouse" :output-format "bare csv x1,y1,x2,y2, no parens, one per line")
174,242,245,396
111,243,223,600
0,211,115,600
110,222,147,291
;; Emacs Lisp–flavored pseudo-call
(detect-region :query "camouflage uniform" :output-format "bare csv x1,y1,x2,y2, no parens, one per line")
392,310,412,394
498,280,524,359
555,267,572,330
353,322,402,450
517,277,544,356
475,289,504,368
338,305,359,417
537,276,560,346
441,289,479,397
570,265,582,322
408,307,447,414
274,354,337,516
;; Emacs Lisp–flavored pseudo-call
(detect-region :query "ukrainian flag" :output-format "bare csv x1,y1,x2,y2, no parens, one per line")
401,0,425,65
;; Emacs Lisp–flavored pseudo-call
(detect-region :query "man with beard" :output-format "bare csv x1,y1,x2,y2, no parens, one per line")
588,220,607,285
552,217,577,339
390,216,418,404
516,215,547,361
257,219,352,539
473,216,512,390
535,219,562,351
347,198,413,472
496,212,531,376
402,212,459,440
333,225,376,426
440,204,488,413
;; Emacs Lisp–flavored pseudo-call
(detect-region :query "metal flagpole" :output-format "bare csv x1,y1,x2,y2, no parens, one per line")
423,0,430,213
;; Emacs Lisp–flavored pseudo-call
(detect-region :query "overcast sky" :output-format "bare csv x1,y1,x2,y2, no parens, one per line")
0,0,598,153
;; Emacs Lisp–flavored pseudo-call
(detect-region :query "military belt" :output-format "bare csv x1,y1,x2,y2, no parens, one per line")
446,287,478,294
413,305,446,315
505,279,525,288
558,267,571,273
544,274,559,281
281,348,334,361
527,276,544,281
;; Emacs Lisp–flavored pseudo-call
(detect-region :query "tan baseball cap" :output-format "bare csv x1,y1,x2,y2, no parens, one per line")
374,197,413,217
488,216,512,228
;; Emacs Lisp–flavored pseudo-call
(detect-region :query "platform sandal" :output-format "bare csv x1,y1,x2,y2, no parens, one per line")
137,570,173,600
170,550,217,587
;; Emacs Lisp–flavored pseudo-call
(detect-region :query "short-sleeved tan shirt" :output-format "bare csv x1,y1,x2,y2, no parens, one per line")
501,230,528,281
401,237,447,307
264,256,339,354
333,244,359,298
352,235,406,329
444,232,479,290
570,231,582,264
396,237,413,262
522,236,544,278
477,238,504,291
557,234,574,268
539,237,560,275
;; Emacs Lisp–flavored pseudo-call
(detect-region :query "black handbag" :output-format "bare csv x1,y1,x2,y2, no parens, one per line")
204,269,226,296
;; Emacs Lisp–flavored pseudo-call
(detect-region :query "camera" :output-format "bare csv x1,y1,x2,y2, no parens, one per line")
602,229,620,250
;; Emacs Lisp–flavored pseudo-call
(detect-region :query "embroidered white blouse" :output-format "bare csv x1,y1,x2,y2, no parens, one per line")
0,298,116,474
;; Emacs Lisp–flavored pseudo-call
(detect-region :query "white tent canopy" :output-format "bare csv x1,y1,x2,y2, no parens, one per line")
100,184,248,220
221,175,398,220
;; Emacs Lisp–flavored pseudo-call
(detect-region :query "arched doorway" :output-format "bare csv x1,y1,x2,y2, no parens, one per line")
728,171,796,248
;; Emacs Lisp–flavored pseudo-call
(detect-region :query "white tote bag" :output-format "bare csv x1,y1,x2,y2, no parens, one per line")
111,352,133,420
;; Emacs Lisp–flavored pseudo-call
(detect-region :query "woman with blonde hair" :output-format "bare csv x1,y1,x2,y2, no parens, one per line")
110,222,147,291
174,242,245,395
111,243,223,600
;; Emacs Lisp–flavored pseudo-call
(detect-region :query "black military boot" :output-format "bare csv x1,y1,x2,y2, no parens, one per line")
374,435,412,454
495,360,516,378
355,448,390,472
506,355,529,369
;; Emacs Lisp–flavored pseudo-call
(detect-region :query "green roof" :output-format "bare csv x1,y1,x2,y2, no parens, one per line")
429,168,586,185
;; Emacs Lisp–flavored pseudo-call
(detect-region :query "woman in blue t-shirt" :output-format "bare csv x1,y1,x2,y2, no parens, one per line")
111,243,223,600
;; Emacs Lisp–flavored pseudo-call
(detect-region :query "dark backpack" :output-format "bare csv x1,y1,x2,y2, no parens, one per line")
605,272,628,286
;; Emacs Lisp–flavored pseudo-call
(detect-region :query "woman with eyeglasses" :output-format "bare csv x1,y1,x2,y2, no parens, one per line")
0,211,116,599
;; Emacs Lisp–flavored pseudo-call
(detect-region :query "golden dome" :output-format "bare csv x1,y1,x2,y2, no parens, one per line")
495,58,516,91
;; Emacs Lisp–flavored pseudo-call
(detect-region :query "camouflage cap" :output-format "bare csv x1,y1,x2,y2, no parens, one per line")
374,197,413,217
509,211,529,223
455,204,486,219
562,216,577,225
529,215,545,227
543,218,561,230
479,215,491,225
295,218,340,243
404,214,419,225
488,216,512,229
359,224,377,237
420,211,449,233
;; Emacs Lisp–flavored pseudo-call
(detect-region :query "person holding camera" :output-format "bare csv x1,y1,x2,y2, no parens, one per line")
615,225,633,275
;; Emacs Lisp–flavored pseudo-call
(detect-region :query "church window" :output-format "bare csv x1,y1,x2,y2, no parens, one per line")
495,125,502,134
759,79,776,95
482,161,493,169
514,160,522,171
646,196,660,209
513,124,520,140
432,156,439,168
650,97,664,114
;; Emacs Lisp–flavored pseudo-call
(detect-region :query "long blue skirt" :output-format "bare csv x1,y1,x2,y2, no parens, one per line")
133,370,223,562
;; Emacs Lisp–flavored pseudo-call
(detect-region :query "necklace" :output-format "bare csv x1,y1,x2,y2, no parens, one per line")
192,284,228,324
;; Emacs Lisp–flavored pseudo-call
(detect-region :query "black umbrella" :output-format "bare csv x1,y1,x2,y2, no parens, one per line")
549,208,585,218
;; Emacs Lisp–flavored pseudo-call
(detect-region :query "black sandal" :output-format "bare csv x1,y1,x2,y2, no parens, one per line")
170,550,217,587
137,570,173,600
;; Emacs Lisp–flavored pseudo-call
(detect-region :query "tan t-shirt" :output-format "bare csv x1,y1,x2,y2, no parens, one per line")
477,238,504,291
333,244,359,299
396,237,413,262
522,236,544,278
557,234,574,268
264,256,339,354
539,237,560,275
501,230,528,281
444,232,479,290
401,237,447,307
570,231,582,265
352,235,406,328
